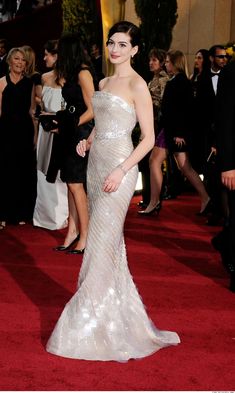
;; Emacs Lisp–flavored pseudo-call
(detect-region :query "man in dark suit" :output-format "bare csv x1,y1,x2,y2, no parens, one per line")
213,60,235,292
196,45,229,224
0,38,9,77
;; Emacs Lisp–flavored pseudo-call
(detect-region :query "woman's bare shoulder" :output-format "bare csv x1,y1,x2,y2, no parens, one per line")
42,70,60,88
42,70,54,83
130,73,148,93
99,76,109,91
0,76,7,91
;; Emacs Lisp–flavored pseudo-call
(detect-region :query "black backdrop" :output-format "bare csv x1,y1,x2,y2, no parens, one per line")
0,0,103,73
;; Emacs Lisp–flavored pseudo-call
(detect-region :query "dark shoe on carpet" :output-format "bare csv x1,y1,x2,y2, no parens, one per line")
197,199,213,216
66,248,85,255
54,234,80,251
137,200,148,209
138,201,162,216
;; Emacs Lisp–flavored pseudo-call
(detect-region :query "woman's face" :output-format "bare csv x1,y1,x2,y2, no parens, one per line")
107,32,137,64
149,56,161,73
194,52,203,72
165,56,175,75
44,49,57,68
9,51,26,73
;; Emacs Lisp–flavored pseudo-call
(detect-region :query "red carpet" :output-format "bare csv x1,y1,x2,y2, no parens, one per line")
0,193,234,391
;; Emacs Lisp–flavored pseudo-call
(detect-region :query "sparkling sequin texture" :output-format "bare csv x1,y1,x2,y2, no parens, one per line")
46,91,180,361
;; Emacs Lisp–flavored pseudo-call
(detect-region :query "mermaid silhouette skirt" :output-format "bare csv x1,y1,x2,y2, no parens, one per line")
46,92,180,361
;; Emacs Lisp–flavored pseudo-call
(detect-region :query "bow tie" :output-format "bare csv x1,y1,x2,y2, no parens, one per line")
211,71,220,77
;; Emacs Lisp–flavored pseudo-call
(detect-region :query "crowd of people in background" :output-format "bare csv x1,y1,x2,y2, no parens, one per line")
0,0,53,22
0,31,234,292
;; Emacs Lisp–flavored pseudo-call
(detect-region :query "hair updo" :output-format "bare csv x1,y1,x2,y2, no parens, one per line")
107,20,141,48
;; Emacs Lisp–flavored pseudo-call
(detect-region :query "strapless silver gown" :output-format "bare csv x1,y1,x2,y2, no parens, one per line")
46,91,180,361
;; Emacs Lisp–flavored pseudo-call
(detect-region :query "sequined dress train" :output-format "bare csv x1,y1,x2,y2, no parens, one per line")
46,91,180,361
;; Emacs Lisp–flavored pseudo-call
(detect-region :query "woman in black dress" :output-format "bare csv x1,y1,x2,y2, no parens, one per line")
0,47,37,228
54,33,96,253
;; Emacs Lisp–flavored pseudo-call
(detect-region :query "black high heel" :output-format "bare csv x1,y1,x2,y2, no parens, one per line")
53,234,80,251
197,199,212,216
66,248,85,255
138,201,162,216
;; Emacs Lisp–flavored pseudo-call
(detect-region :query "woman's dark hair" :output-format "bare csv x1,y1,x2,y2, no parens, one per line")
106,20,141,47
149,48,166,65
191,48,210,81
198,49,210,69
55,32,92,83
44,39,58,55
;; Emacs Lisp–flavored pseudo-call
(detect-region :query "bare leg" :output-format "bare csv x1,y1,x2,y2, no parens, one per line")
140,147,167,213
61,188,80,248
67,182,89,250
174,152,210,211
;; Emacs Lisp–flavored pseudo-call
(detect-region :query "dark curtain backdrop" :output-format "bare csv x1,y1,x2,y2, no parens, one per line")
0,0,62,72
0,0,103,72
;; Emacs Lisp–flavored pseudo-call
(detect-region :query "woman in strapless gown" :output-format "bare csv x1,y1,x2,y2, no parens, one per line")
46,21,180,362
33,40,68,230
33,85,68,229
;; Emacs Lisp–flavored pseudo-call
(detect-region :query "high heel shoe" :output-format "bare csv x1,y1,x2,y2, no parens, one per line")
66,248,85,255
138,201,162,216
53,234,80,251
197,198,212,216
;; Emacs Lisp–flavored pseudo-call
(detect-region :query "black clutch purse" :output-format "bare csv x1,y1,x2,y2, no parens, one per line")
39,114,58,132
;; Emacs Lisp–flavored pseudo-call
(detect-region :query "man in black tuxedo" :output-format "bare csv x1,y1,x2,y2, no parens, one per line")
0,39,9,77
213,60,235,292
196,45,229,224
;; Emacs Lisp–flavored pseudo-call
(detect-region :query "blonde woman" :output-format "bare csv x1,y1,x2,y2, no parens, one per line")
0,47,37,226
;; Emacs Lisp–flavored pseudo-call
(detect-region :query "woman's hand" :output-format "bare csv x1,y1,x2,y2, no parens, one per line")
76,138,91,157
103,166,125,193
174,137,186,148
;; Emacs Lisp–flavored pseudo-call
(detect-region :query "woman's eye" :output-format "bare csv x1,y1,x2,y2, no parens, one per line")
120,44,126,48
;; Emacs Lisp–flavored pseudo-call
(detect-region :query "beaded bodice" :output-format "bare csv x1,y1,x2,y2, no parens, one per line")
92,91,136,140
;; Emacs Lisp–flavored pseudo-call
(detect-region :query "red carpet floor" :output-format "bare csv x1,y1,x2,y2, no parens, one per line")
0,193,234,391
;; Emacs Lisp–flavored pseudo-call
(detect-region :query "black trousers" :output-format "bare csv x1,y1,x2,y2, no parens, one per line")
226,190,235,269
